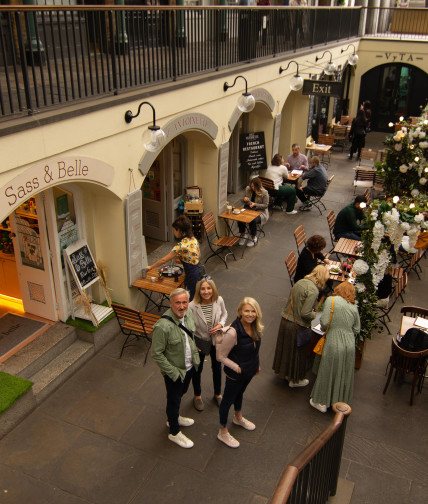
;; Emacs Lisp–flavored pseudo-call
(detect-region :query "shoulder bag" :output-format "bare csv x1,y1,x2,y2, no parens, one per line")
313,297,334,356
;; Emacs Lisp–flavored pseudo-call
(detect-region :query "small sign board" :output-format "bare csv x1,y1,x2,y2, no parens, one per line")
302,80,343,98
64,240,99,289
239,132,267,172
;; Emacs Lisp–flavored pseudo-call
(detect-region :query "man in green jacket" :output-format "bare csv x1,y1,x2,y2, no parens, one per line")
333,195,367,241
151,288,200,448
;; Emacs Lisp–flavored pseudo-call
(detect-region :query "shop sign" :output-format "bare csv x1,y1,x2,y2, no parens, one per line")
302,80,343,97
239,132,267,172
162,113,218,140
1,156,114,218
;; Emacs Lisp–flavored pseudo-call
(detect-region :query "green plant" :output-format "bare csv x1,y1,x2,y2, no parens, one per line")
0,372,33,415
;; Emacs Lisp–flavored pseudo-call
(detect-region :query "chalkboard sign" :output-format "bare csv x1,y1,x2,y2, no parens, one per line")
239,131,267,172
65,240,99,289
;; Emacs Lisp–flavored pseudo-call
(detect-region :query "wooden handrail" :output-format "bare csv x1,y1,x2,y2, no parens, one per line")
270,402,352,504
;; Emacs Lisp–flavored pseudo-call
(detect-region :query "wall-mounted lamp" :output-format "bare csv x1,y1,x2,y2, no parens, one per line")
279,60,304,91
223,75,255,113
315,50,336,76
341,44,359,66
124,101,167,152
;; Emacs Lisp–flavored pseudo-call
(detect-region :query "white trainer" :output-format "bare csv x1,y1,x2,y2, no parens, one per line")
246,236,257,247
166,416,195,428
286,210,298,215
168,431,194,448
232,416,256,431
289,378,309,388
310,398,327,413
217,430,240,448
238,234,248,246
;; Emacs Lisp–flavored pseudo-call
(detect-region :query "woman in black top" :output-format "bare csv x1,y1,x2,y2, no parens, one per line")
349,108,368,160
294,235,331,284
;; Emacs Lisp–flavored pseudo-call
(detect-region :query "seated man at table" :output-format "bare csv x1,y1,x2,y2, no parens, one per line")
295,156,328,210
333,195,367,241
264,154,297,214
285,144,309,172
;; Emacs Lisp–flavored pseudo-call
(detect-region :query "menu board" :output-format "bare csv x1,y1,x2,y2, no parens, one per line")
239,132,267,172
64,240,99,289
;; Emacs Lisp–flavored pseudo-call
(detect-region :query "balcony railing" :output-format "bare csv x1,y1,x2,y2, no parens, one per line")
0,6,426,122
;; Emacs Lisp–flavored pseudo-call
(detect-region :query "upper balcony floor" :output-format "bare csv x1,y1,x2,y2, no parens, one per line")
0,4,427,133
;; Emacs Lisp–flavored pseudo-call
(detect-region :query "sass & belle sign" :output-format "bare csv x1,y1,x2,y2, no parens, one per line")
0,156,114,219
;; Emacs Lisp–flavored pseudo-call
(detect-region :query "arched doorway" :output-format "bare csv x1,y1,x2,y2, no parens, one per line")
359,63,428,132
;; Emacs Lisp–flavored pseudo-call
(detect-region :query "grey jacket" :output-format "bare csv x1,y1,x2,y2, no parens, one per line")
243,186,270,225
281,278,319,327
189,297,228,343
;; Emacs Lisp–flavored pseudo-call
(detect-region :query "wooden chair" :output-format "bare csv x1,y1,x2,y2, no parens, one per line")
353,167,375,196
401,305,428,319
306,174,334,215
326,210,338,253
363,188,371,205
202,212,238,269
383,338,428,406
259,176,276,213
111,303,161,362
315,134,334,168
340,115,354,126
332,125,348,152
405,249,424,280
372,172,386,198
358,148,378,168
293,225,307,256
285,250,298,287
377,273,407,335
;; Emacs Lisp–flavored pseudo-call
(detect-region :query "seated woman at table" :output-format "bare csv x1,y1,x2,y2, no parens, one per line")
238,177,269,248
264,154,297,214
294,235,331,284
272,265,329,388
146,215,200,301
310,282,360,413
189,277,228,411
333,195,367,241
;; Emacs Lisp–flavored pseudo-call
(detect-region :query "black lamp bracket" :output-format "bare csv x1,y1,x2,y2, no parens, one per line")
279,60,300,76
124,101,160,130
315,50,333,64
224,75,249,95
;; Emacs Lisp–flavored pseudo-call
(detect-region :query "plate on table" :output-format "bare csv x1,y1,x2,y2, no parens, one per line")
329,265,341,275
160,265,183,277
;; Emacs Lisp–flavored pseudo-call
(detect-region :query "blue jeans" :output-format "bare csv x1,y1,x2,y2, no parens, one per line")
219,375,252,427
334,231,362,241
192,345,222,396
164,369,194,435
182,262,199,301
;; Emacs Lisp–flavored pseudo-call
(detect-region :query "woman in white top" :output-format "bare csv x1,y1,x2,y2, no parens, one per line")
264,154,297,214
189,277,228,411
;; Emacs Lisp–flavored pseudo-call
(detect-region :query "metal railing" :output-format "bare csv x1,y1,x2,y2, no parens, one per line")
0,6,427,122
0,6,360,120
270,402,352,504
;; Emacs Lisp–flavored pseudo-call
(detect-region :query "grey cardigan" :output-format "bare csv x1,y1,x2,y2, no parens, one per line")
189,297,228,343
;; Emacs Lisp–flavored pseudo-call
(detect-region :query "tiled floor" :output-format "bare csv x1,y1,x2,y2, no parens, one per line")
0,132,427,504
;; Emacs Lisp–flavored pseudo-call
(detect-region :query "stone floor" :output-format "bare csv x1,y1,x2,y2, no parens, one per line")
0,133,427,504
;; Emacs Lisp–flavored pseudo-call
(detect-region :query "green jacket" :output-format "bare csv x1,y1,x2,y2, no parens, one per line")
333,203,366,237
281,278,319,327
151,308,200,381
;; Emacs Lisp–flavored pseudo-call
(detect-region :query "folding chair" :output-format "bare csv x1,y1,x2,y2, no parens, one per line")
293,225,307,256
307,175,334,216
285,250,298,287
353,167,375,196
358,148,378,168
111,303,160,362
259,176,276,213
315,134,334,169
326,210,339,258
202,212,238,269
377,273,407,335
332,125,348,152
372,173,386,199
363,188,371,205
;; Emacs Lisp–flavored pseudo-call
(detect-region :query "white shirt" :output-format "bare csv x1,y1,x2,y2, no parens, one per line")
264,164,290,189
180,318,193,371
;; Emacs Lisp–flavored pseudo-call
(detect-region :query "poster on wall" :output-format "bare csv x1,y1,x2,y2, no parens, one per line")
239,132,267,172
218,142,229,213
126,189,146,287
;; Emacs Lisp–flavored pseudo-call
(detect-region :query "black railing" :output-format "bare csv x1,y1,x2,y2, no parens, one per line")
270,403,352,504
0,6,360,120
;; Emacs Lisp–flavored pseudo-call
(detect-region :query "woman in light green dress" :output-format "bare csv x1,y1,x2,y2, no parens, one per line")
310,282,360,413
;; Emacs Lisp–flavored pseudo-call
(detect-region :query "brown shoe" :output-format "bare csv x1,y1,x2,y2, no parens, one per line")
193,397,204,411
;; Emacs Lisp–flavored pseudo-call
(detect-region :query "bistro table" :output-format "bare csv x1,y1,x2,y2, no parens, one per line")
305,143,332,158
219,207,261,257
327,260,357,283
399,315,428,338
132,267,185,312
332,237,363,258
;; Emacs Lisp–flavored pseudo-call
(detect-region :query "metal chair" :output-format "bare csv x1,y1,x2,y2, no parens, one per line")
202,212,238,269
314,134,334,169
353,167,375,196
306,175,334,216
285,250,298,287
377,273,407,335
332,125,348,152
293,225,307,256
358,148,378,168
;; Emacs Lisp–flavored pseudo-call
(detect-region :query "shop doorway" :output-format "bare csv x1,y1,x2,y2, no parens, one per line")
359,63,428,132
142,137,186,242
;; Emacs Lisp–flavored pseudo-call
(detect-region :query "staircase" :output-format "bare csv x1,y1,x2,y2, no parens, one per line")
0,318,118,438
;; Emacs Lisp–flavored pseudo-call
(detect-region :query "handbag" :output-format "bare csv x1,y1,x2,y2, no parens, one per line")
288,288,313,348
194,335,212,355
313,298,335,356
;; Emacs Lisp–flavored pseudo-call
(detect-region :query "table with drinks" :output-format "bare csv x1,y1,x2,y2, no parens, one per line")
327,260,357,284
219,206,261,257
332,237,363,258
132,266,185,312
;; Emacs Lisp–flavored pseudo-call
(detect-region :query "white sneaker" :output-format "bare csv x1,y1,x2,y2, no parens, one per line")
310,398,327,413
166,416,195,428
238,234,248,246
246,236,257,247
233,416,256,431
168,431,194,448
289,378,309,388
286,210,298,215
217,430,240,448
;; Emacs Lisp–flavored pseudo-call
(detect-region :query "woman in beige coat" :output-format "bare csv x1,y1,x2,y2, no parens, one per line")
189,277,228,411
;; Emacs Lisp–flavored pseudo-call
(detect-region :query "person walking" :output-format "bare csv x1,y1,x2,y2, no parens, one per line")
348,107,368,160
272,265,329,388
310,282,360,413
151,288,200,448
189,277,228,411
216,297,263,448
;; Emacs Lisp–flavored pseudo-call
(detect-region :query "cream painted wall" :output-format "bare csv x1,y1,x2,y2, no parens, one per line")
279,92,311,157
248,102,275,164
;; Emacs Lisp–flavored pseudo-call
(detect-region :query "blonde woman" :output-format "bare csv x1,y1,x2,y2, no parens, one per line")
189,277,228,411
238,177,269,247
273,265,329,388
216,297,263,448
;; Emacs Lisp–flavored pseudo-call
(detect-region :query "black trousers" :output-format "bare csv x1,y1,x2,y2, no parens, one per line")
164,369,194,435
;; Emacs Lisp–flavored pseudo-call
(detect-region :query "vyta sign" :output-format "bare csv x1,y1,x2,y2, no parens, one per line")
302,80,343,98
